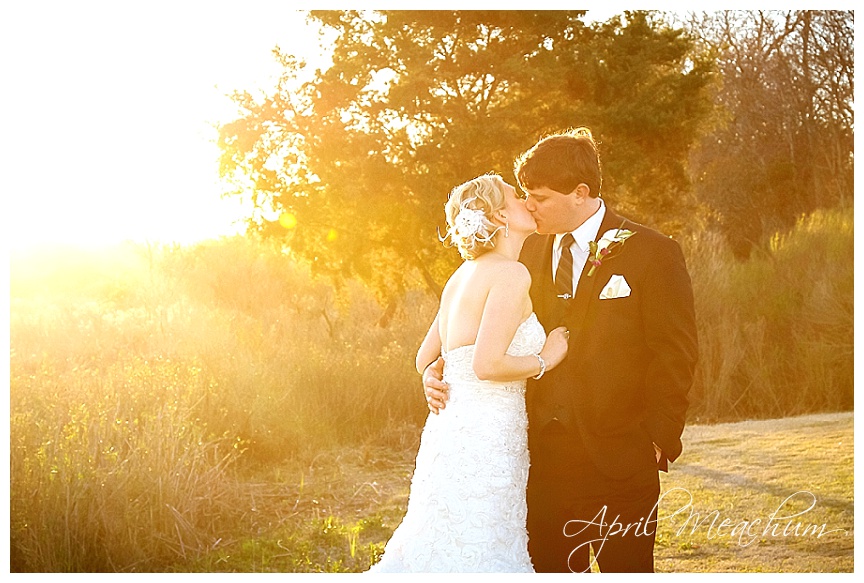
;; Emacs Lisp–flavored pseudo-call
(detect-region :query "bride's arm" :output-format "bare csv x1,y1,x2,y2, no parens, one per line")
416,312,442,374
472,263,564,382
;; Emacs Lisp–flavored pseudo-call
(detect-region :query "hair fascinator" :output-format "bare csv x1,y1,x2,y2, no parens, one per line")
439,197,503,259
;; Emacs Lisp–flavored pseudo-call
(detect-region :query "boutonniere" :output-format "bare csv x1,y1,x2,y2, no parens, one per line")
587,222,636,276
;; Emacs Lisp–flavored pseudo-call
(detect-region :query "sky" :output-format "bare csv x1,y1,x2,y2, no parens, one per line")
0,3,643,252
2,2,332,251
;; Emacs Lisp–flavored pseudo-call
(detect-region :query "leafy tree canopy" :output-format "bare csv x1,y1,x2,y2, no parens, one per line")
218,10,714,301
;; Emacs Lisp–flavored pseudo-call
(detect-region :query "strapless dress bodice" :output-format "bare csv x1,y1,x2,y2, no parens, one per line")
441,312,546,394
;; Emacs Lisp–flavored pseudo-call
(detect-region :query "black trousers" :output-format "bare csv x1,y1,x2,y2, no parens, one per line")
526,420,660,573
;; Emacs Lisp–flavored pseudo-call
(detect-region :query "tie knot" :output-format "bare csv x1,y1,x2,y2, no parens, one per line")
560,233,575,250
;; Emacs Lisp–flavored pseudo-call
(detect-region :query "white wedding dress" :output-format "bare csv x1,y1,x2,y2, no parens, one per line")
369,313,545,573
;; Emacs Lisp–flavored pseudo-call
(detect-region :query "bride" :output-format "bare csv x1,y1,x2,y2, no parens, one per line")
368,174,569,572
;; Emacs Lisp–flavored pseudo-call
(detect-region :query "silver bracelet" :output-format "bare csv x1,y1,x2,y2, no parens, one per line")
532,354,546,380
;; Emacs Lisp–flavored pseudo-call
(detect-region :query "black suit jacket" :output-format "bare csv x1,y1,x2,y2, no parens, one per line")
520,207,698,480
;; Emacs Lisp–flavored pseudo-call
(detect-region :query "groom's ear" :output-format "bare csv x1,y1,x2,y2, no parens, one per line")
570,183,591,201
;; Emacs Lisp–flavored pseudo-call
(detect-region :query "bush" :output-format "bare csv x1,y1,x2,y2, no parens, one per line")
685,204,853,421
10,355,242,571
10,235,432,571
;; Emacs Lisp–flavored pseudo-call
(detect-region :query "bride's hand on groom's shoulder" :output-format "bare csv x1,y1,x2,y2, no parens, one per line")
540,327,570,371
423,357,449,414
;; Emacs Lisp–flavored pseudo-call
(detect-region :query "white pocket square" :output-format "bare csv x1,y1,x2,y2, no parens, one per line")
599,274,631,300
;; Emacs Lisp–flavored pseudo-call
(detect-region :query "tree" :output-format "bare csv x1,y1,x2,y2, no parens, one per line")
539,11,716,233
218,10,714,305
685,11,853,257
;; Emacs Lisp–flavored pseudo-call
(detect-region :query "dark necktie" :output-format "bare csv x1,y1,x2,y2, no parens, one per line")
555,234,575,299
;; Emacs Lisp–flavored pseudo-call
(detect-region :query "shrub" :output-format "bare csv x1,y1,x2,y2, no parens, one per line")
685,204,853,421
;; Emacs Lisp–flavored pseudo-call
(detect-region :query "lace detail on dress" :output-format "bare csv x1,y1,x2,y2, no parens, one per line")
368,313,546,573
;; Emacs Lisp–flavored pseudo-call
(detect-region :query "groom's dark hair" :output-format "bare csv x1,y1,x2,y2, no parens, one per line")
514,127,602,198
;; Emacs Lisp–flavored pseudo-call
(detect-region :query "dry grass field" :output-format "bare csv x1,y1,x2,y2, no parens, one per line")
175,412,853,573
653,412,853,572
9,211,852,572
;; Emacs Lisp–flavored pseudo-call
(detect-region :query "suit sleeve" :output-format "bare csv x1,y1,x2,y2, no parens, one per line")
640,236,698,465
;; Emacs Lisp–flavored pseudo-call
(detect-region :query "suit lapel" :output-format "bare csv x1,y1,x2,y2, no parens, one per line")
566,207,626,340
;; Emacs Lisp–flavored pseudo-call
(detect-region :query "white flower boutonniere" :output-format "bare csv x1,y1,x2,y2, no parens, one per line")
587,222,636,277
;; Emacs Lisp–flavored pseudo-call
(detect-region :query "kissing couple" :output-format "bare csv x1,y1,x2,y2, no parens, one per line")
368,127,698,573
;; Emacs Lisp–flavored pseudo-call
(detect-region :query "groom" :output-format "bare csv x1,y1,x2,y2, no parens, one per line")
424,127,698,572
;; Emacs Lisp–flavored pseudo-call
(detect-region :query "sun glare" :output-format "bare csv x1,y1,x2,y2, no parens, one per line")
4,4,328,253
2,6,631,255
279,212,299,230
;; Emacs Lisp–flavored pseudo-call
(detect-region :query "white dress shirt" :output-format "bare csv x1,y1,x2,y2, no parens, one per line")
552,198,606,297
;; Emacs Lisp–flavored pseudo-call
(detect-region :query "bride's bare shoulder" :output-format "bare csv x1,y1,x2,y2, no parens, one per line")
477,257,531,289
443,257,530,290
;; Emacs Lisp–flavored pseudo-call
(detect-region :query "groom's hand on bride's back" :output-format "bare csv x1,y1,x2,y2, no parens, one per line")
423,357,449,414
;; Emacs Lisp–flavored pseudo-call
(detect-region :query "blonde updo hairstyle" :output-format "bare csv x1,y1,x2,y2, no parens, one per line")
443,174,507,260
